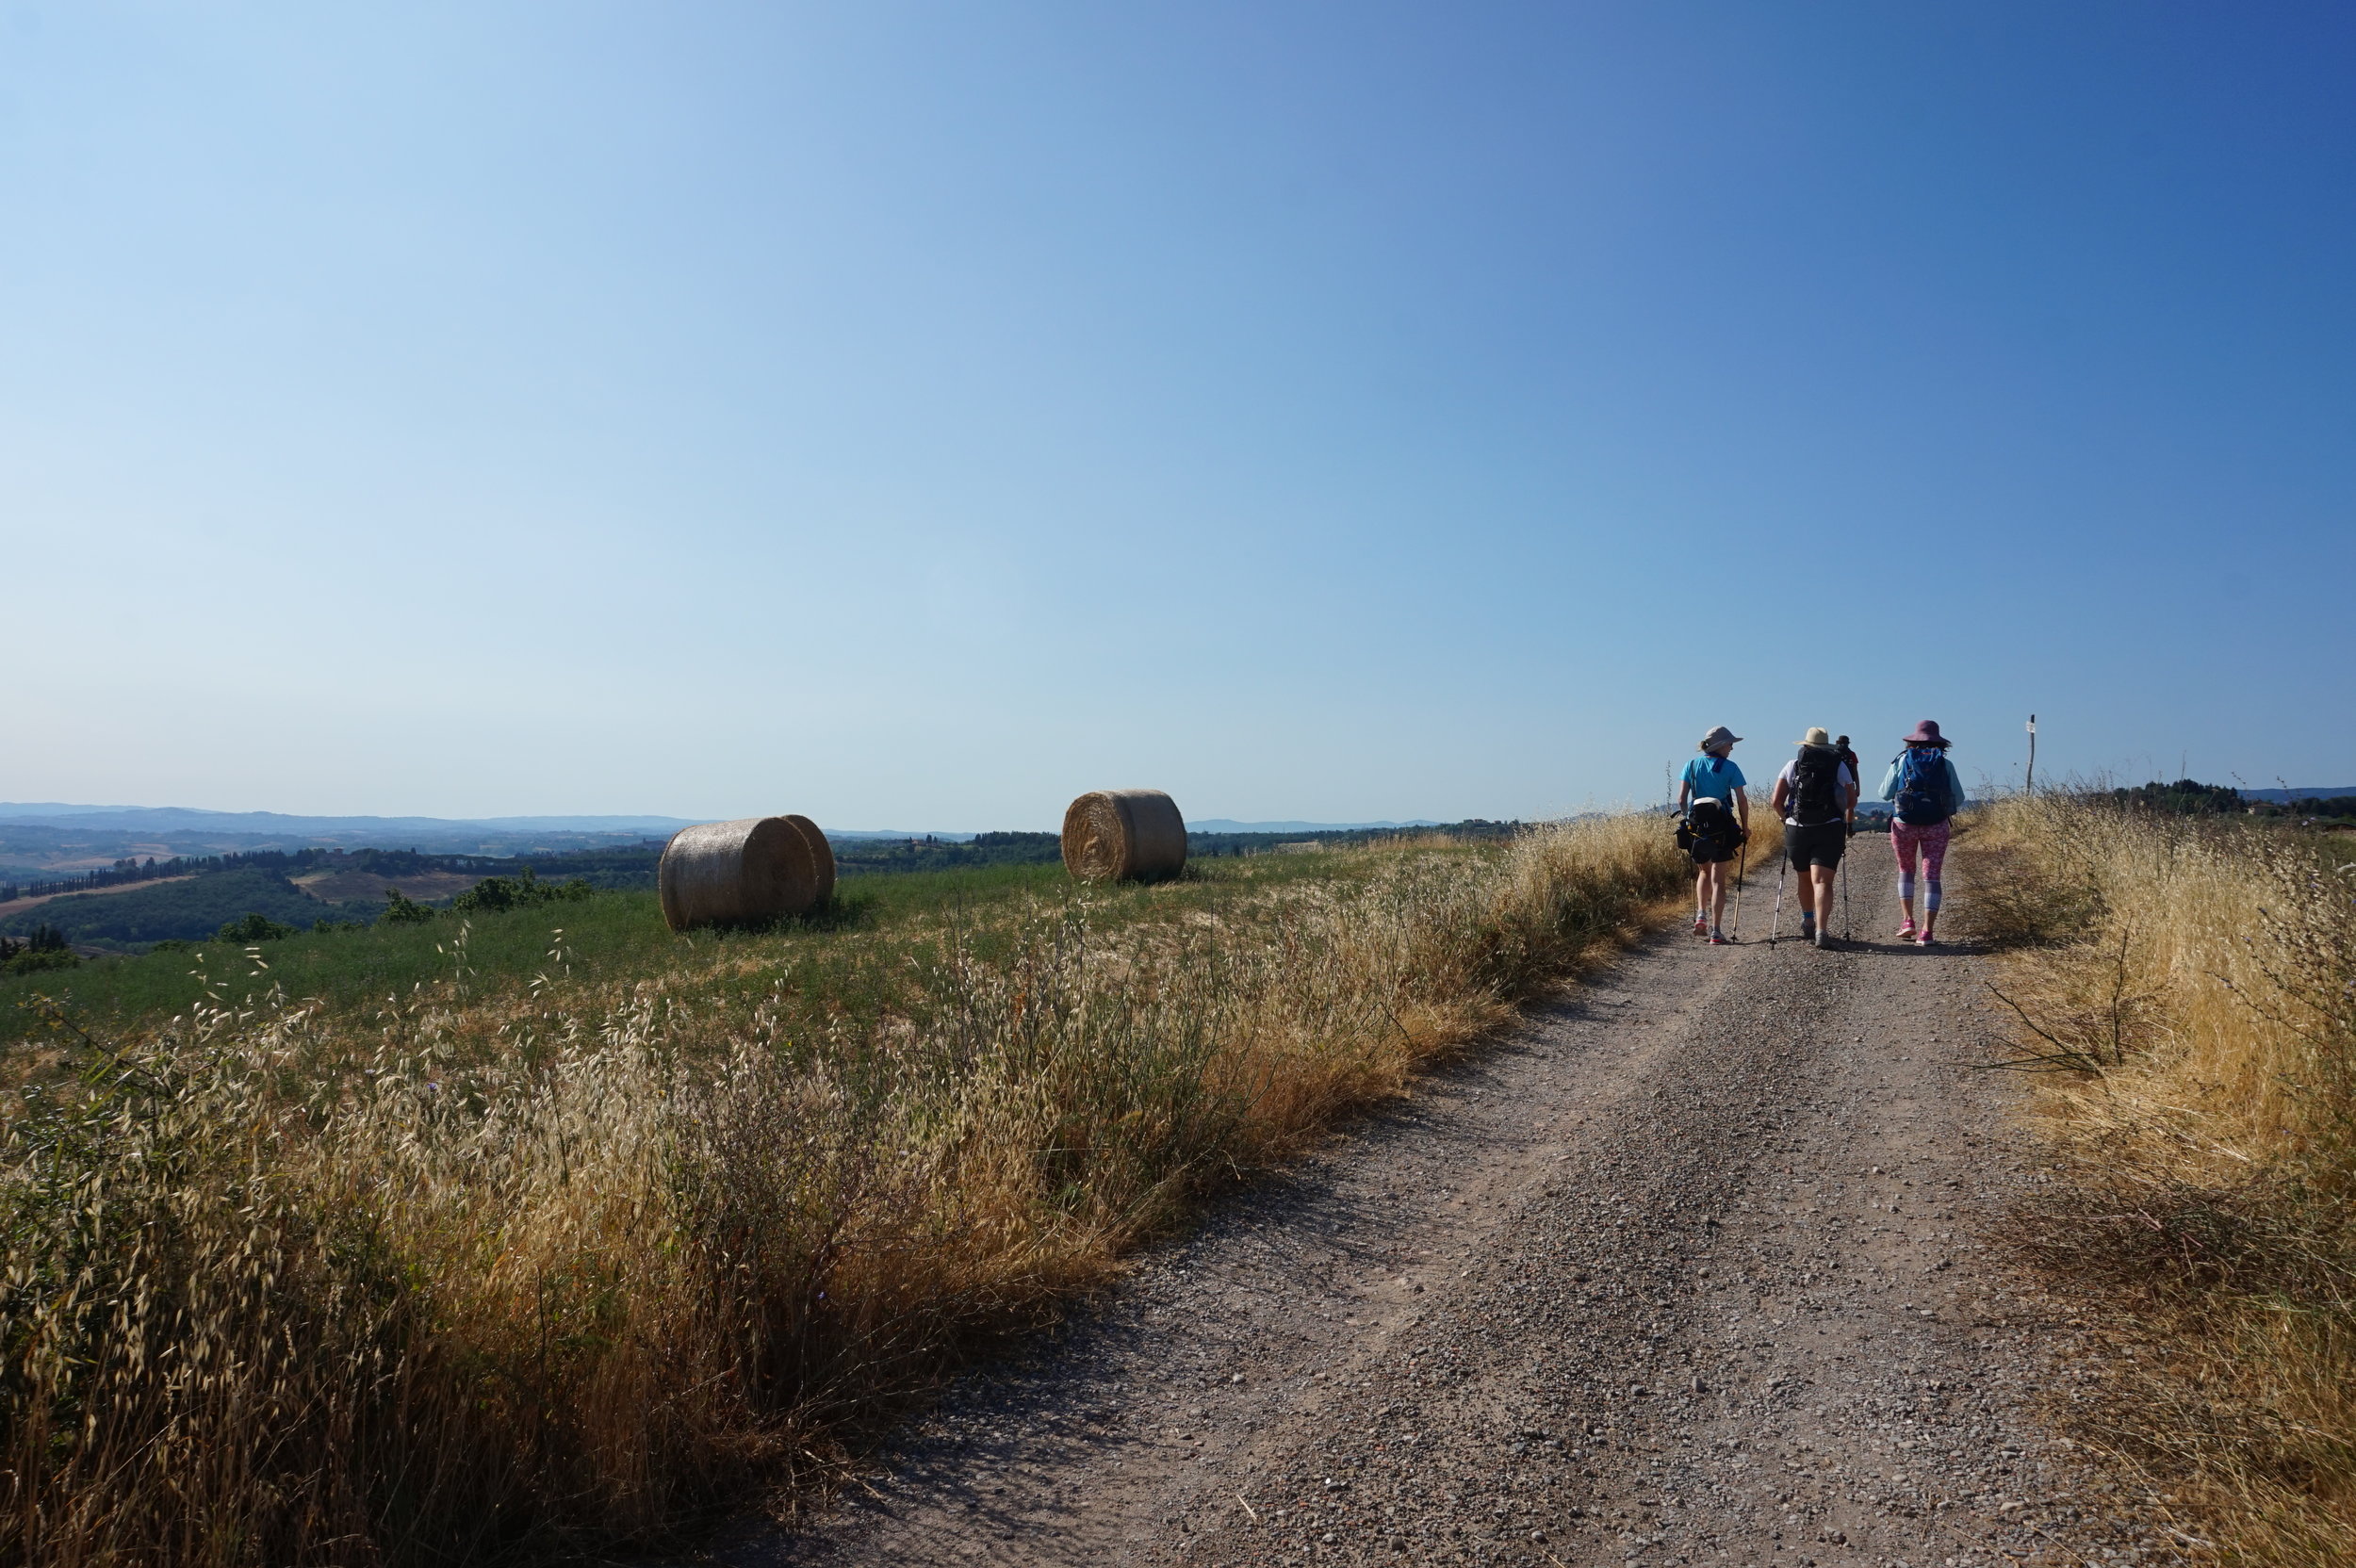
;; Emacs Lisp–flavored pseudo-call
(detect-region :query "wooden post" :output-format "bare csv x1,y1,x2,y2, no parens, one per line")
2025,714,2037,794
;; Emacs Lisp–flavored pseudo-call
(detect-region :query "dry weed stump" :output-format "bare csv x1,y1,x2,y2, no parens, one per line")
658,815,831,930
1061,789,1187,882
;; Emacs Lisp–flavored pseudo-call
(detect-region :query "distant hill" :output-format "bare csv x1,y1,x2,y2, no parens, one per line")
0,804,1007,847
1188,818,1444,833
825,829,981,841
0,804,697,836
2235,788,2356,803
0,803,1482,858
0,804,693,869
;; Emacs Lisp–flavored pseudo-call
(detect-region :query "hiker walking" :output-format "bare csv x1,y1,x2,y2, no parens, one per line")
1879,719,1967,945
1771,727,1857,949
1676,726,1750,944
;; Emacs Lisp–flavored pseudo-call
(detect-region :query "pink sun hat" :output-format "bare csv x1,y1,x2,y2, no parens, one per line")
1903,719,1949,746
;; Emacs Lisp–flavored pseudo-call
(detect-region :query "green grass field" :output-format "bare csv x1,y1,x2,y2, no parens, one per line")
0,852,1380,1057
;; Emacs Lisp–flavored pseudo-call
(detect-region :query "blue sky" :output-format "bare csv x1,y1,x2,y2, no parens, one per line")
4,3,2350,827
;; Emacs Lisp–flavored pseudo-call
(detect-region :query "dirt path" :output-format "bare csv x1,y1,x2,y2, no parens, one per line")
713,849,2176,1567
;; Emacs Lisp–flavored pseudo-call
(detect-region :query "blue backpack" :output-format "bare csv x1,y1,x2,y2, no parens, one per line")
1892,748,1953,825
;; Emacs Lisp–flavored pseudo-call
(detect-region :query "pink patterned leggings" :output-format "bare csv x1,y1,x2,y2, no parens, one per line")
1890,820,1950,910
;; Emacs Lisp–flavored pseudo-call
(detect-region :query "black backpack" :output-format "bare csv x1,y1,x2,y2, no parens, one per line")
1677,796,1734,855
1790,744,1843,825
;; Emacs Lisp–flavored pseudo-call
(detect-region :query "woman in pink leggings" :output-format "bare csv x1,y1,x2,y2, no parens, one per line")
1876,720,1967,945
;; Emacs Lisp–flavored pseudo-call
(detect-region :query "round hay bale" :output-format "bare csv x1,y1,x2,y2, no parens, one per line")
1061,789,1187,883
658,816,825,931
783,813,835,907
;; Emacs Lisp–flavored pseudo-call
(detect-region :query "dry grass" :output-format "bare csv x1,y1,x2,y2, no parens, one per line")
2,813,1686,1566
1963,793,2356,1564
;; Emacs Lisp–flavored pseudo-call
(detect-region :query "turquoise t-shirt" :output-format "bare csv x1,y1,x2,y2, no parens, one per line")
1680,754,1746,806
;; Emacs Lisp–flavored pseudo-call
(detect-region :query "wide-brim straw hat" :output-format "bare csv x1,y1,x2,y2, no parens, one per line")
1701,726,1742,750
1904,719,1949,746
1801,727,1831,746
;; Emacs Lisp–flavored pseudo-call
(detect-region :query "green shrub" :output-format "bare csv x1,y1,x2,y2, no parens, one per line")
216,912,298,943
448,867,593,915
0,924,79,975
378,889,437,925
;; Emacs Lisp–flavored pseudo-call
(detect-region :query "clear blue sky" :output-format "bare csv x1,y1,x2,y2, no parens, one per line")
5,3,2350,827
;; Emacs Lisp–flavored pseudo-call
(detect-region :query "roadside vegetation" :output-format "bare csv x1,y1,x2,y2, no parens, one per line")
1965,791,2356,1566
0,814,1687,1566
1,825,1547,956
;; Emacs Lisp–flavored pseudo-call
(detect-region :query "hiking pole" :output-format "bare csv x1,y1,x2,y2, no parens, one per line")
1769,848,1787,947
1841,837,1853,940
1731,837,1747,940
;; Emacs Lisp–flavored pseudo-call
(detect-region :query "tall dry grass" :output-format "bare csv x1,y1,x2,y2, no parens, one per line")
2,814,1685,1566
1966,794,2356,1564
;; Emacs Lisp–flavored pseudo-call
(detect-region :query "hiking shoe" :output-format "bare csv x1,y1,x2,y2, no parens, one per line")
1814,923,1833,949
1693,914,1710,936
1709,930,1729,945
1895,921,1918,940
1915,931,1936,948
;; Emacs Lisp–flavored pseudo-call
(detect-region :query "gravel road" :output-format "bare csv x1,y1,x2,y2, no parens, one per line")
715,848,2181,1568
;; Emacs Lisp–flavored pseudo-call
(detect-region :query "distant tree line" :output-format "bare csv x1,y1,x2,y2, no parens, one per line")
0,847,335,904
2102,779,2356,820
834,833,1064,875
323,843,665,890
2109,778,2245,815
2252,793,2356,820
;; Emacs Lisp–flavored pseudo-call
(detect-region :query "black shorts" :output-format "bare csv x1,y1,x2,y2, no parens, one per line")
1784,821,1847,869
1687,837,1741,866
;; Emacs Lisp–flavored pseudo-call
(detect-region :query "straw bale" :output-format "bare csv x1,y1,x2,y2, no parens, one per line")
1061,789,1187,883
783,813,835,906
657,816,824,931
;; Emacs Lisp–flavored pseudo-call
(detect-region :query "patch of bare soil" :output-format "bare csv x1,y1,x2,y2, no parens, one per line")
701,857,2169,1568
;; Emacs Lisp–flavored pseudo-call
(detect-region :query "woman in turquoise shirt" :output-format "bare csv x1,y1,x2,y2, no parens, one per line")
1676,726,1750,942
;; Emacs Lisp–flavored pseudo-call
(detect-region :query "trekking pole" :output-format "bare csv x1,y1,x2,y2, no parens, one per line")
1841,839,1853,940
1731,838,1747,940
1769,849,1787,947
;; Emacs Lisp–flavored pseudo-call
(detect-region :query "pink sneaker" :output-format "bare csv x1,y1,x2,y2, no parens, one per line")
1916,930,1936,947
1896,921,1918,940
